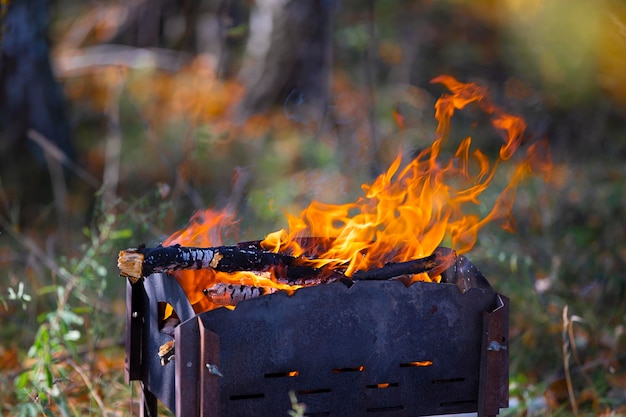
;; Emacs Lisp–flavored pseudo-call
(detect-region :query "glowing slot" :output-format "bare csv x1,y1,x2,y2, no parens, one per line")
366,382,399,389
332,365,366,373
264,370,299,378
229,393,264,401
432,377,465,384
297,388,332,395
399,360,433,367
366,406,404,413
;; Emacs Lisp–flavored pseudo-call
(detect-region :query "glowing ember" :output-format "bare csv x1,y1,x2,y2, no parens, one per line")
163,76,551,313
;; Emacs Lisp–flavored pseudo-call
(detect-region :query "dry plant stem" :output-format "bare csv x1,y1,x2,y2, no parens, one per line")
66,358,108,416
0,212,74,284
41,135,69,237
102,71,125,210
28,129,100,188
364,0,378,154
568,321,598,406
563,307,599,413
29,128,162,240
562,306,578,415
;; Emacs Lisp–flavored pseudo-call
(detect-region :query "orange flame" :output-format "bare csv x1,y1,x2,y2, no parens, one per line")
164,76,551,312
163,209,298,312
262,76,549,274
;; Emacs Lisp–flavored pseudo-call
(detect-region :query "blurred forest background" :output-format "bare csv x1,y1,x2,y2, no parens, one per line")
1,0,625,416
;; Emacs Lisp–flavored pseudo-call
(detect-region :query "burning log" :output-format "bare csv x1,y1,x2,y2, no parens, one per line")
203,283,280,306
118,243,445,285
351,254,438,281
118,244,321,283
197,255,440,308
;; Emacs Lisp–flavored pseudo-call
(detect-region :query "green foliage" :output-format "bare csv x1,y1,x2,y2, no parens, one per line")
470,164,626,415
0,191,162,415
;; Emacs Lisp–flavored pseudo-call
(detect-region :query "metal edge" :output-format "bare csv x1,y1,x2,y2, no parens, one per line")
126,279,144,382
176,316,202,416
478,292,510,417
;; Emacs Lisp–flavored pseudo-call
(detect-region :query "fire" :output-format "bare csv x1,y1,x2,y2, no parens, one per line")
163,209,299,312
163,76,551,313
261,75,548,273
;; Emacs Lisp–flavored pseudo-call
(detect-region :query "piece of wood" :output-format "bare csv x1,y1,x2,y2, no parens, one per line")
203,282,280,306
118,244,316,283
351,254,438,281
118,243,446,287
158,340,175,366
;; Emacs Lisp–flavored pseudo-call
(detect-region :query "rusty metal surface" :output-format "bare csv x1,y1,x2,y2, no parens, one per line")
478,295,510,417
175,316,201,416
191,280,502,417
127,252,509,417
200,326,221,417
126,274,196,412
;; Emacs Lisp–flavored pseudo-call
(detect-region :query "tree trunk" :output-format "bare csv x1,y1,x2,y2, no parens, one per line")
236,0,334,123
0,0,74,164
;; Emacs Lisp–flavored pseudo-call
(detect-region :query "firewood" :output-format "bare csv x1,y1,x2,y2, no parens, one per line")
117,244,315,283
351,254,438,281
200,254,439,305
203,282,280,306
118,243,447,285
158,340,175,366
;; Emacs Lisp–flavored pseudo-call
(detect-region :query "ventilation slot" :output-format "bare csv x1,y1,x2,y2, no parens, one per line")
297,388,332,395
229,393,264,401
399,360,432,368
365,382,399,389
366,405,404,413
432,377,465,384
157,302,179,336
332,366,366,373
439,400,477,407
264,370,299,378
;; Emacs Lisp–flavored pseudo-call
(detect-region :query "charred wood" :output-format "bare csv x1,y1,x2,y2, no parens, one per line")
436,247,492,293
119,243,449,286
351,254,438,281
118,244,322,283
202,282,279,306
